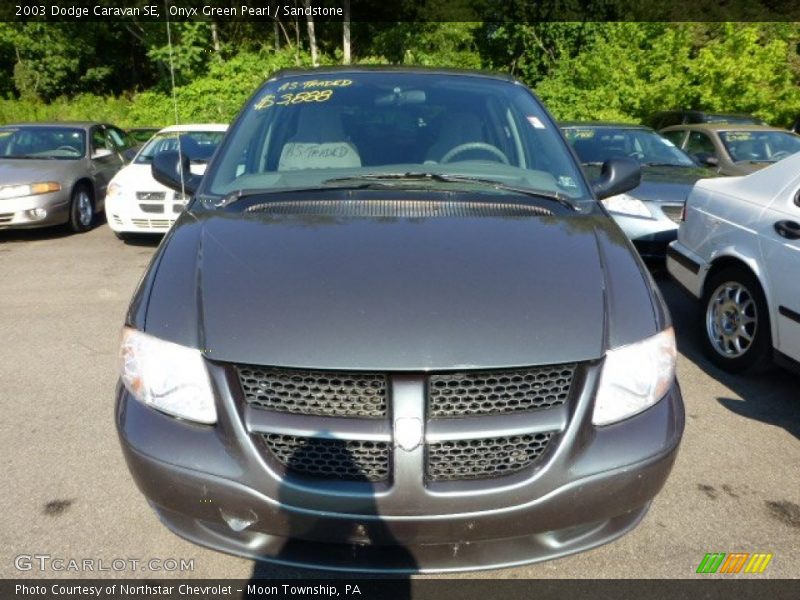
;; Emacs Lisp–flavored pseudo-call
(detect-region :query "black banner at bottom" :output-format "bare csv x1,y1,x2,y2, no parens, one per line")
3,579,800,600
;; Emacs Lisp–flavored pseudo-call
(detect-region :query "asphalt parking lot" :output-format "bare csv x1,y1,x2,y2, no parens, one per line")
1,221,798,580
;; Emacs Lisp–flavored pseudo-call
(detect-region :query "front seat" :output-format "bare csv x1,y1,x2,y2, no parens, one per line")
425,112,485,163
278,106,361,171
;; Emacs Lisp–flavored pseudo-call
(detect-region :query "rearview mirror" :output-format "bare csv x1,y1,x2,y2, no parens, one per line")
151,150,202,195
591,158,641,200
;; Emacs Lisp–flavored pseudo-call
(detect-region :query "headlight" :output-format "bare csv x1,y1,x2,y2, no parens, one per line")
0,182,61,200
119,327,216,424
593,327,676,426
106,182,122,199
602,193,652,218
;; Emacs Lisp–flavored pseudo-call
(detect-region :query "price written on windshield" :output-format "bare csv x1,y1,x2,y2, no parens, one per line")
254,89,334,110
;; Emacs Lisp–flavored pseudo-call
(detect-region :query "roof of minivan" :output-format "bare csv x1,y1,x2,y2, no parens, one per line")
268,65,518,83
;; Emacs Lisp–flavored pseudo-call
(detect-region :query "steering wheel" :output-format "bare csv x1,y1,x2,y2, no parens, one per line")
441,142,510,165
56,145,80,154
771,150,792,160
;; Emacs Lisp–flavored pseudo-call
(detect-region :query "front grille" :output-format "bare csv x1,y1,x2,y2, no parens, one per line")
427,433,553,481
139,203,164,214
428,364,576,418
136,191,166,201
0,212,14,224
131,218,172,230
238,366,387,418
661,204,683,223
262,434,390,482
245,199,554,218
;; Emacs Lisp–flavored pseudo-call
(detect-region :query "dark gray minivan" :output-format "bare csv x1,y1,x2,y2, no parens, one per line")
116,68,684,572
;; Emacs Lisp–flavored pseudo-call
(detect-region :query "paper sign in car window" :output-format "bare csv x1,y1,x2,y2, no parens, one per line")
527,116,546,129
571,129,595,139
723,132,753,142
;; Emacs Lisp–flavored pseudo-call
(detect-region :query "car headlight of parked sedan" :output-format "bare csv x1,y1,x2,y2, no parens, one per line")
602,193,652,218
106,182,123,200
0,182,61,199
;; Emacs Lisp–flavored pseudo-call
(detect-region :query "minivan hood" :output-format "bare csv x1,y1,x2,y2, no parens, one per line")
139,204,658,371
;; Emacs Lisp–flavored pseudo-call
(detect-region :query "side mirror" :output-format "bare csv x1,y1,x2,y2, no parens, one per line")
591,157,641,200
152,150,202,195
693,152,719,167
121,147,138,163
92,148,113,159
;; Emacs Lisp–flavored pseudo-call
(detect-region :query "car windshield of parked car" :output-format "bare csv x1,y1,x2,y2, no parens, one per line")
0,126,86,160
135,131,225,164
203,73,591,206
719,130,800,162
564,126,696,167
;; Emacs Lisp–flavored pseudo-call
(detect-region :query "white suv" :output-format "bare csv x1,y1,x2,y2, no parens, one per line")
667,152,800,373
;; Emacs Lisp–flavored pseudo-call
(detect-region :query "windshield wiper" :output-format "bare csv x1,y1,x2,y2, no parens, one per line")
323,172,577,210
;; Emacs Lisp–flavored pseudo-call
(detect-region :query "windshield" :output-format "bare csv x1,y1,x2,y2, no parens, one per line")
202,72,590,205
563,126,696,167
0,126,86,160
719,130,800,162
135,130,226,164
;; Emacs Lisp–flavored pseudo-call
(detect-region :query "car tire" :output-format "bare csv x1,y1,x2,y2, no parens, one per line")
701,266,772,373
68,184,95,233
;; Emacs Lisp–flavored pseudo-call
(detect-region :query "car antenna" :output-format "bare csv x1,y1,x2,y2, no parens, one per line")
164,1,186,199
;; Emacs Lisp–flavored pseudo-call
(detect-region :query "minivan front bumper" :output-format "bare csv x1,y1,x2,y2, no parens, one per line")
115,359,684,573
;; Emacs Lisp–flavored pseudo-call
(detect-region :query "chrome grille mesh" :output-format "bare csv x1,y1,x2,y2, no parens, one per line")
238,367,387,418
428,364,576,418
427,433,553,481
262,434,390,482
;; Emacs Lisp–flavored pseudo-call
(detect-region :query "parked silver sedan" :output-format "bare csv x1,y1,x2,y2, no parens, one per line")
0,122,133,232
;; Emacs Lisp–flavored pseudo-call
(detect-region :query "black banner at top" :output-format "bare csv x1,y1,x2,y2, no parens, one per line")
2,0,800,22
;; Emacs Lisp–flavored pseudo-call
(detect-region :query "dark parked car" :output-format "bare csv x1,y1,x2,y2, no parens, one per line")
647,110,767,130
562,122,716,258
0,122,134,231
116,68,683,572
660,123,800,176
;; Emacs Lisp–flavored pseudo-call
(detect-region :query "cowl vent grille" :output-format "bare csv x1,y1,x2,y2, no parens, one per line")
245,200,553,218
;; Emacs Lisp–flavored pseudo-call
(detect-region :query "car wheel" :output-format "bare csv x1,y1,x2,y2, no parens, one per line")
68,184,95,233
701,267,772,373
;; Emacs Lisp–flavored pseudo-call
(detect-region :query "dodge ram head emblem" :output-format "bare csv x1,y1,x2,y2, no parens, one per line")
394,417,423,452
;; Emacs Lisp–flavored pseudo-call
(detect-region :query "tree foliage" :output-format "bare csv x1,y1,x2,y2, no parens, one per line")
0,21,798,127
